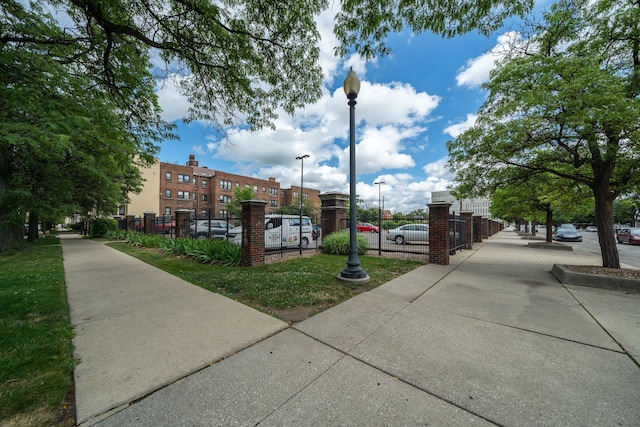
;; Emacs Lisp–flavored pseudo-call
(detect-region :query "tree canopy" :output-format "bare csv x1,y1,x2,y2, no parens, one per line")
447,0,640,268
1,0,534,251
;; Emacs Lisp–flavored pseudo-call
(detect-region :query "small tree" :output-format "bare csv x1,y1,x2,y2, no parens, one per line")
226,187,256,217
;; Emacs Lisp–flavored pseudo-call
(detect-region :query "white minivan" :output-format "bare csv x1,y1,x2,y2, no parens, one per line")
227,214,314,249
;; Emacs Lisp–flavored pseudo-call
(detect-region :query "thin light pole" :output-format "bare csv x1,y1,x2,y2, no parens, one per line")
339,68,369,282
375,181,385,255
296,154,309,255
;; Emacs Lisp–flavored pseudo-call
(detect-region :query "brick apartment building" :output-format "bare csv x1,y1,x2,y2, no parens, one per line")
126,155,320,218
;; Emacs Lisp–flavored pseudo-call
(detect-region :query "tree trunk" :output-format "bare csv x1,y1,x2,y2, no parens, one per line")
531,219,537,236
545,208,553,242
27,212,39,242
593,183,620,268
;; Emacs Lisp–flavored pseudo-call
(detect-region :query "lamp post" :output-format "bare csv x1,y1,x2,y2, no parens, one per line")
340,68,369,282
296,154,309,255
375,181,385,256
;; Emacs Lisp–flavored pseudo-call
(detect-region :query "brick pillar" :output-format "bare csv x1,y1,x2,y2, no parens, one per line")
240,199,267,267
125,215,136,231
143,212,156,235
460,211,473,250
473,215,483,243
428,203,452,265
174,209,192,238
320,192,348,238
482,218,489,239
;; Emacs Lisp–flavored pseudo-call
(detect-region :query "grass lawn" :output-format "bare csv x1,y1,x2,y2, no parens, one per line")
108,242,423,323
0,237,75,427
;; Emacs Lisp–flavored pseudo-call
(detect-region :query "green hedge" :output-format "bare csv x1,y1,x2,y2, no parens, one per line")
322,230,369,255
90,218,118,238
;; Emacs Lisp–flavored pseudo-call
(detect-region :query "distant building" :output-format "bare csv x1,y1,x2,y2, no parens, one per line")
121,154,320,218
430,191,492,218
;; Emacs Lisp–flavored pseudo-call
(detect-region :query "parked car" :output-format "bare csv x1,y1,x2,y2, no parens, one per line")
356,222,379,233
312,224,321,240
385,223,429,245
190,219,230,240
585,226,597,232
554,224,582,242
616,228,640,245
226,225,242,244
154,219,176,233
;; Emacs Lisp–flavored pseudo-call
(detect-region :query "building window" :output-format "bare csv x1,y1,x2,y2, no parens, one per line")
178,174,190,183
165,189,171,198
220,180,232,190
270,188,278,196
202,179,208,188
118,206,125,215
165,207,171,215
219,195,232,203
201,210,208,217
177,191,190,199
253,185,258,193
270,200,278,207
219,210,228,217
293,191,299,198
281,190,285,196
202,194,207,202
262,186,266,193
236,182,240,187
165,172,172,181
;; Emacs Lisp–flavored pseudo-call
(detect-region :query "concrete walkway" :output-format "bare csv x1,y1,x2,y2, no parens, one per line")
61,231,640,426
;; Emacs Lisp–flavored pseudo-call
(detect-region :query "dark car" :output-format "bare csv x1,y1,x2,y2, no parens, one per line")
190,220,230,240
616,228,640,245
554,224,582,242
312,224,321,240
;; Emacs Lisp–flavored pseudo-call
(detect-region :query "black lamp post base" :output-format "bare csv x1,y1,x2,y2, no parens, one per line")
338,265,370,283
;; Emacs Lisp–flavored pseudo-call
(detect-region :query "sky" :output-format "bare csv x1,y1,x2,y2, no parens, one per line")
155,2,552,214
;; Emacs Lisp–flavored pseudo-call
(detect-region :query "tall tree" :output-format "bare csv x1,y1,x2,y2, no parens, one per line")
448,0,640,268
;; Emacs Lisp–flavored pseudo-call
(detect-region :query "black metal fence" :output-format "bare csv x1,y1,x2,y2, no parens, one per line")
449,213,467,254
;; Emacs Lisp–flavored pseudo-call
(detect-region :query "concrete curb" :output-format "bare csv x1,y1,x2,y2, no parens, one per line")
551,264,640,293
528,242,573,251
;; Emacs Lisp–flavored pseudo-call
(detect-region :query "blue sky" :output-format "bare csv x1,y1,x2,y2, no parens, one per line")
156,2,551,213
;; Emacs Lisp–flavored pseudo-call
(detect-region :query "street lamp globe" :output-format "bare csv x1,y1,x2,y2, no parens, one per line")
343,67,361,97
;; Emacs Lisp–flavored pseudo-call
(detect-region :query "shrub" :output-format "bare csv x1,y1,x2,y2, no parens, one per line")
68,222,83,231
322,230,369,255
90,218,119,238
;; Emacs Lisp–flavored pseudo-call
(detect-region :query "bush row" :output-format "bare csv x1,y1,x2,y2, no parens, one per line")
105,230,241,266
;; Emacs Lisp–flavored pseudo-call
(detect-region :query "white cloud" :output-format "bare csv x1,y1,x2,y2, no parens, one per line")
155,75,191,122
444,114,478,138
422,157,453,179
456,32,522,88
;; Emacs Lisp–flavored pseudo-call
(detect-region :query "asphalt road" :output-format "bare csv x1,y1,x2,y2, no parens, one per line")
540,227,640,269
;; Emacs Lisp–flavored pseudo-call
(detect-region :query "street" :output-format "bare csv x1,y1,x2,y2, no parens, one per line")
539,227,640,269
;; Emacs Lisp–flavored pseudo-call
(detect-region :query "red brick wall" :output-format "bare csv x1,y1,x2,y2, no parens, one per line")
240,200,267,266
429,203,452,265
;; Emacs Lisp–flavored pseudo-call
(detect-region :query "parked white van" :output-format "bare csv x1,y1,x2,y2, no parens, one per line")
227,214,313,249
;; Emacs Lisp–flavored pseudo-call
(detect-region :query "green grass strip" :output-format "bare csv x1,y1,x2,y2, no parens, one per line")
0,237,75,427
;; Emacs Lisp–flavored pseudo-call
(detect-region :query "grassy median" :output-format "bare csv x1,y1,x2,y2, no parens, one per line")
109,242,423,323
0,237,75,427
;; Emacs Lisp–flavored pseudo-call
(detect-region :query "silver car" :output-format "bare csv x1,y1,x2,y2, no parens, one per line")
385,224,429,245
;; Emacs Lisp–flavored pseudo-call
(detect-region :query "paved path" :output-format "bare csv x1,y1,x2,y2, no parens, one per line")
61,231,640,426
61,234,288,425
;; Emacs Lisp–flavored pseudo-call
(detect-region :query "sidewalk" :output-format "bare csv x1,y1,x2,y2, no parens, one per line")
62,231,640,426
